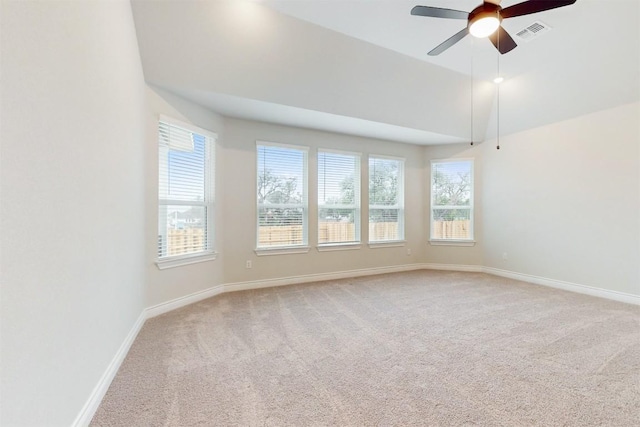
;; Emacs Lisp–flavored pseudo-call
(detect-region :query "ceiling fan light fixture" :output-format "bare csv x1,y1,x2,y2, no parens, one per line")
469,13,500,38
412,0,577,55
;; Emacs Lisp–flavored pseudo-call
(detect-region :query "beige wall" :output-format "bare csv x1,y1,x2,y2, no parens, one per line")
480,102,640,295
147,96,639,299
423,103,640,296
145,87,226,308
1,1,147,425
221,118,425,283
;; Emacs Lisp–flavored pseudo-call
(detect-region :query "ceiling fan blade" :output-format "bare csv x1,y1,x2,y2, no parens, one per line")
489,26,517,54
411,6,468,19
501,0,576,19
428,28,469,56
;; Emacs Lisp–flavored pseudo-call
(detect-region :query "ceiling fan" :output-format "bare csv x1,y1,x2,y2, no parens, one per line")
411,0,577,56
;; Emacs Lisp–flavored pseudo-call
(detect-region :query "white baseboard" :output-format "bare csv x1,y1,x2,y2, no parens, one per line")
423,263,639,305
72,311,146,427
423,263,484,272
144,264,426,318
483,266,640,305
145,284,225,319
224,263,426,293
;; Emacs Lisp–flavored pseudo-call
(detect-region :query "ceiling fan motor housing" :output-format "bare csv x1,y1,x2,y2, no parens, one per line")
411,0,577,55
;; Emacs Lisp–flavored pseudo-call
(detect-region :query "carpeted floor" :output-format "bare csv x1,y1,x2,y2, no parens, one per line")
91,270,640,426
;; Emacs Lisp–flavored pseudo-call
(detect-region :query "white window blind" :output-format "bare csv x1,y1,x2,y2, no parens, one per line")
431,159,473,241
369,156,404,242
318,150,361,245
257,143,308,248
158,117,215,259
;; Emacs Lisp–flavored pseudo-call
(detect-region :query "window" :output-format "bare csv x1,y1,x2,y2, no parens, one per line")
257,142,308,249
430,159,474,242
318,150,361,246
157,117,216,262
369,156,404,242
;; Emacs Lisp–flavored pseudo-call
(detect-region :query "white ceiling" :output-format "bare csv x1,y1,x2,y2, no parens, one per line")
262,0,585,79
262,0,640,92
131,0,640,145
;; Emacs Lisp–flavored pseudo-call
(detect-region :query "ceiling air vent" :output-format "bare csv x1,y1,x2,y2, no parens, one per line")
514,21,551,43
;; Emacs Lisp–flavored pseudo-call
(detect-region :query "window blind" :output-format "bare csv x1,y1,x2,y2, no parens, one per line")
431,160,473,240
158,119,215,259
318,151,361,245
257,143,308,248
369,156,404,242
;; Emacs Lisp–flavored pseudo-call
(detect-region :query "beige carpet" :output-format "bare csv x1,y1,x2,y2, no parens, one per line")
91,270,640,426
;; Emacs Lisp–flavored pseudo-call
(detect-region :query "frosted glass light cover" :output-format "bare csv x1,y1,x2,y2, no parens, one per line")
469,16,500,38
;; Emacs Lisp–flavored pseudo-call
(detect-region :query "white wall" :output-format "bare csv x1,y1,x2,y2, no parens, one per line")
481,102,640,295
0,1,147,425
221,118,425,283
145,87,225,308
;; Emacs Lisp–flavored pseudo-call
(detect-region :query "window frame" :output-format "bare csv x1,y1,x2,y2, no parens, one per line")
156,115,217,269
368,155,405,245
317,148,362,249
255,141,309,254
429,158,475,245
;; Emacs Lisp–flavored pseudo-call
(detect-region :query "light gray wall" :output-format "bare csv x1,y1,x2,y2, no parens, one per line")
0,1,147,425
221,118,425,283
145,87,225,308
481,102,640,295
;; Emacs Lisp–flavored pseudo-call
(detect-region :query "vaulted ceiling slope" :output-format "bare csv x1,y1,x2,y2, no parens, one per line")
131,0,639,145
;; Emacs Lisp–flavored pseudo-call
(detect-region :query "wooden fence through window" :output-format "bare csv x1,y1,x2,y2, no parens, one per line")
166,220,469,252
432,220,470,239
167,228,205,256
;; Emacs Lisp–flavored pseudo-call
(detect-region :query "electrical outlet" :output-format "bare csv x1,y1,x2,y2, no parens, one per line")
407,248,412,256
246,260,252,269
502,252,508,261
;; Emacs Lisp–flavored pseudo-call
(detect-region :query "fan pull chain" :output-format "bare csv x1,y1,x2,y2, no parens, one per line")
470,38,474,146
496,23,501,150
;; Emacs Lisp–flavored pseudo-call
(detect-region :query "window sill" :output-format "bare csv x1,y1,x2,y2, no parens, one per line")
429,240,476,247
317,243,362,252
368,240,406,249
155,252,218,270
254,246,310,256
